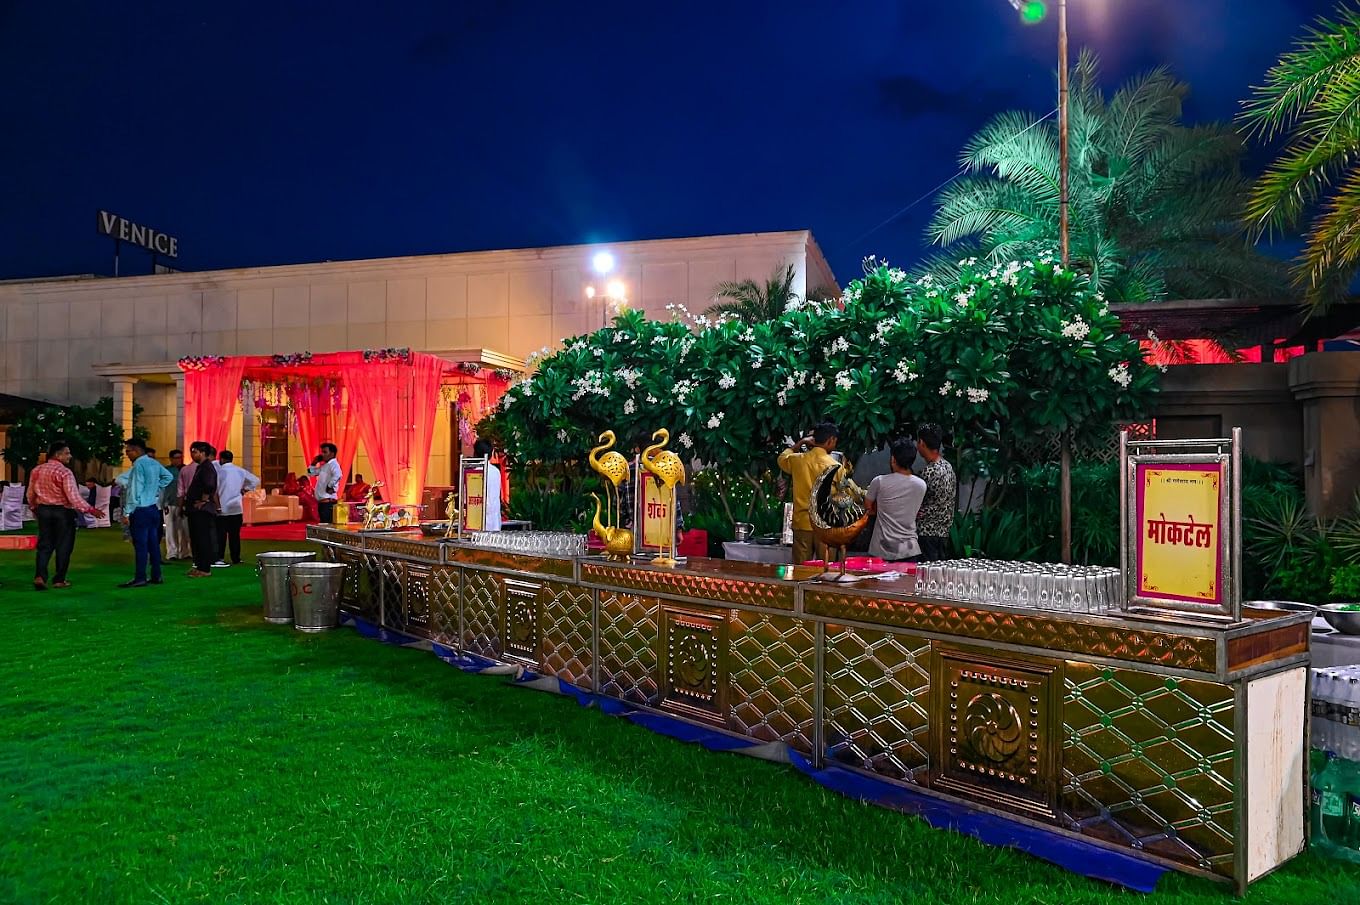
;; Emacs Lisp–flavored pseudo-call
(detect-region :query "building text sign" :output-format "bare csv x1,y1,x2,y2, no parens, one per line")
1136,463,1224,606
97,210,179,258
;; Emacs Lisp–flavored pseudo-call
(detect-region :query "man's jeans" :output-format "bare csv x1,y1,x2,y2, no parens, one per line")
129,505,163,582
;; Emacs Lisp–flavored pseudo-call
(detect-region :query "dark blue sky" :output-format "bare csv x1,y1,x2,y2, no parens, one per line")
0,0,1339,282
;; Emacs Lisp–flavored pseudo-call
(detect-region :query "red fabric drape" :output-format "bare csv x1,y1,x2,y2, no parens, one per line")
292,385,358,487
183,360,247,454
340,354,445,506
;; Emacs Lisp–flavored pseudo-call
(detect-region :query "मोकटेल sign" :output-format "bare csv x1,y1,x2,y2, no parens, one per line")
1135,462,1223,605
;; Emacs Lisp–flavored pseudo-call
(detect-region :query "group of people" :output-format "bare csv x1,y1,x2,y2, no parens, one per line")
29,437,347,591
779,421,956,566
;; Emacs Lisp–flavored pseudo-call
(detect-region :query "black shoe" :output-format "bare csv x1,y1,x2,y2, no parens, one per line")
118,580,149,589
150,577,164,585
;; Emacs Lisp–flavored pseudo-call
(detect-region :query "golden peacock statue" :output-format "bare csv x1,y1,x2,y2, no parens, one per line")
810,461,868,582
641,428,687,567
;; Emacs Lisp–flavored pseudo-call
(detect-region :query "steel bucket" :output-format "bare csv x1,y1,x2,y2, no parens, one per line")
289,562,347,633
256,551,317,624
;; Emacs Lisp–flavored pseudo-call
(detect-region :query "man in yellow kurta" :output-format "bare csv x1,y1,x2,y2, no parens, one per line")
778,421,843,565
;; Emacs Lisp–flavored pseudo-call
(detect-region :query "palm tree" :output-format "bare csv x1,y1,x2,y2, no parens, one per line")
926,52,1290,303
707,264,799,320
1241,6,1360,312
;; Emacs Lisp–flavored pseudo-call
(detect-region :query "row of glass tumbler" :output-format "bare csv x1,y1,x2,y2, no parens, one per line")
917,559,1122,614
463,530,588,558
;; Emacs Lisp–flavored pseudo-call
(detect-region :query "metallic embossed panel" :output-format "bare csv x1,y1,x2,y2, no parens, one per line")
379,558,404,631
461,568,503,659
444,546,575,578
404,564,433,639
429,566,461,647
503,580,541,666
352,553,382,622
307,526,359,545
363,535,442,563
1061,661,1237,876
823,626,932,781
540,581,594,689
599,592,661,706
583,563,794,611
660,607,726,723
804,591,1217,673
727,612,816,752
932,646,1063,820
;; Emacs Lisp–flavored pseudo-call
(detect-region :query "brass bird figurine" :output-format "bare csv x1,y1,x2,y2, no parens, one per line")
588,430,630,531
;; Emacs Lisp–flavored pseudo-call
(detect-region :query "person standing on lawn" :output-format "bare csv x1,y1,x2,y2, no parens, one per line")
161,449,189,561
183,442,219,578
778,421,845,565
313,443,343,524
211,449,259,567
116,437,173,589
915,424,957,561
27,441,104,591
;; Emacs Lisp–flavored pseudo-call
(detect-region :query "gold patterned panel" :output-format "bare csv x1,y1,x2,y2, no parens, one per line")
429,566,461,647
502,580,541,667
443,546,575,579
599,592,661,706
804,591,1217,673
461,569,502,659
823,626,932,781
351,553,382,622
1061,662,1237,876
379,558,404,630
363,535,443,563
727,612,817,752
931,646,1064,820
660,607,727,724
540,582,594,689
583,563,794,611
307,526,359,545
404,564,433,638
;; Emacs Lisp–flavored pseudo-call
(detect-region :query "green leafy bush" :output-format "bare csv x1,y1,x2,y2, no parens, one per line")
1331,564,1360,602
2,397,148,478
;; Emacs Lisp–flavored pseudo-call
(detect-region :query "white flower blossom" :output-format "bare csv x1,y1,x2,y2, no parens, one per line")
966,387,991,404
1108,363,1132,388
892,362,918,383
835,370,855,391
888,267,907,283
814,375,827,392
828,336,850,355
623,398,636,415
1146,329,1160,343
591,348,603,358
679,432,693,448
706,412,725,429
718,373,736,390
645,394,658,404
939,381,954,396
557,429,568,442
1060,317,1091,341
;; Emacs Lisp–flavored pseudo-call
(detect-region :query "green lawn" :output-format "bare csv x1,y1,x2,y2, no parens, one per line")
1,530,1357,904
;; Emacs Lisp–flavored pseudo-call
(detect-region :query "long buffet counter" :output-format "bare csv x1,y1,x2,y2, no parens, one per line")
306,525,1310,891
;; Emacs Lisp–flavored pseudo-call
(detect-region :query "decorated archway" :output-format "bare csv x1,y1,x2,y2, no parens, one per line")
178,349,514,506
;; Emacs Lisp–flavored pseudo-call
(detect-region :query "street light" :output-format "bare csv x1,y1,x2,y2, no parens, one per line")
585,251,627,327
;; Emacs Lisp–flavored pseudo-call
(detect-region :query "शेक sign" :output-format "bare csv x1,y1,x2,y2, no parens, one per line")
1135,463,1224,606
640,476,671,551
461,466,486,532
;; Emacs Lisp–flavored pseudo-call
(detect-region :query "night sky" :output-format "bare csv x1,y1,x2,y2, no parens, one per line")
0,0,1341,284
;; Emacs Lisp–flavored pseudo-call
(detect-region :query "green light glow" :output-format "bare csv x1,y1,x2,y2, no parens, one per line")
1021,0,1047,23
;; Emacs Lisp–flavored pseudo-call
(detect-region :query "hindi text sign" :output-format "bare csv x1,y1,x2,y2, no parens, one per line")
640,476,671,551
1135,462,1223,606
461,465,486,532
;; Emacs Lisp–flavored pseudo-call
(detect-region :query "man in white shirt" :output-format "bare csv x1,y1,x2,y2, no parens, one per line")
473,439,502,531
212,449,260,566
865,438,927,563
314,443,343,524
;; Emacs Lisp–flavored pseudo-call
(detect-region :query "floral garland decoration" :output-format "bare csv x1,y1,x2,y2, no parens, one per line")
270,351,314,367
457,361,482,375
362,347,412,363
178,355,226,372
492,368,516,381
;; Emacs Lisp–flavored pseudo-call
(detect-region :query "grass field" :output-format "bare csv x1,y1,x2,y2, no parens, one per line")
2,529,1358,904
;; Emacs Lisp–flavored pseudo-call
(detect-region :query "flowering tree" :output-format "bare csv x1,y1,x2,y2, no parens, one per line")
2,397,149,478
481,256,1158,503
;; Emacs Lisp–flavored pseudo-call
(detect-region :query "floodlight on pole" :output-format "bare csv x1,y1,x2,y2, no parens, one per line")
592,251,615,275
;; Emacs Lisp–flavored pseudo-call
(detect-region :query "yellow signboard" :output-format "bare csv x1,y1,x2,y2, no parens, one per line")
640,477,671,551
1136,463,1223,605
462,469,485,532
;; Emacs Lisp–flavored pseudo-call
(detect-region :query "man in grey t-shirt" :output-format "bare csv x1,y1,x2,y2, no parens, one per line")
866,438,927,562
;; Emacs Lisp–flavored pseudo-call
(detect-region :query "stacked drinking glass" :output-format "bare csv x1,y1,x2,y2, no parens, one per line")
462,531,587,558
915,559,1123,614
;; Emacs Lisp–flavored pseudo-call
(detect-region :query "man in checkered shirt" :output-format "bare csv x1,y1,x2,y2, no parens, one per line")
27,441,105,591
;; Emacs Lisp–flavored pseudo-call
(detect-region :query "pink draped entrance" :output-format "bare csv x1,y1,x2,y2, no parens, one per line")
177,351,511,508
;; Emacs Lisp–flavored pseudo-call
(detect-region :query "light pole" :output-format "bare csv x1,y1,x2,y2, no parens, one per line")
1011,0,1073,562
585,251,628,328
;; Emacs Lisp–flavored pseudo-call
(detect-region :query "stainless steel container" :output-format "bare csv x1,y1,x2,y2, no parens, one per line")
289,562,348,633
1319,603,1360,635
733,522,755,543
256,551,317,624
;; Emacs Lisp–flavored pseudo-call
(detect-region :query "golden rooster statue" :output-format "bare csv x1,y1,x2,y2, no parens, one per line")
810,461,868,582
591,493,634,562
641,428,687,567
588,430,630,530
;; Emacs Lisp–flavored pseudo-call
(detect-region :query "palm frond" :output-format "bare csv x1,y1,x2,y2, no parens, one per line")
1240,8,1360,140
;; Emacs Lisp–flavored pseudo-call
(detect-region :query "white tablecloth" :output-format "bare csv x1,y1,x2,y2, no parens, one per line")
723,542,792,564
1,485,27,530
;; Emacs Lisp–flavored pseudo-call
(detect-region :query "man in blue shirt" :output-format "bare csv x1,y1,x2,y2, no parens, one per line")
115,437,174,588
